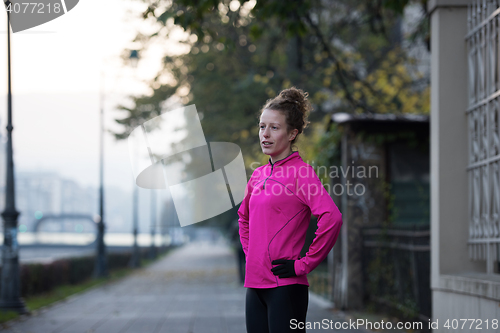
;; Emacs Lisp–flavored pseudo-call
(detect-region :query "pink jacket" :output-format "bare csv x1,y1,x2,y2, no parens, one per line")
238,151,343,288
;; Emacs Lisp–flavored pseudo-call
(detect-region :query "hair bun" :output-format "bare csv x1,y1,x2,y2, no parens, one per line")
279,87,308,112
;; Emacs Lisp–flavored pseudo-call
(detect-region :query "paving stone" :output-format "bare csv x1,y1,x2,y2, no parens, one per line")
2,240,368,333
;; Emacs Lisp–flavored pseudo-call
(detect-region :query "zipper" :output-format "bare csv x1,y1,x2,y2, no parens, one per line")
263,163,274,189
262,151,295,189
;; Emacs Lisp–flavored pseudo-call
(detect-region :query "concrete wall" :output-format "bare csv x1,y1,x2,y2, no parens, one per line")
429,0,481,283
430,0,500,330
433,290,500,332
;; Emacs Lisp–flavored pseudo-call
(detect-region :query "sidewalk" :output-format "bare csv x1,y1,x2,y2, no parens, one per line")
1,240,368,333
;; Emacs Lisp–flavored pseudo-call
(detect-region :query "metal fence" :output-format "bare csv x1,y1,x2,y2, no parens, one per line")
466,0,500,274
361,226,431,321
307,264,331,302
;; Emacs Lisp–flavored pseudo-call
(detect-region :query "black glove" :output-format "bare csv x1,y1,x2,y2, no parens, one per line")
271,259,297,278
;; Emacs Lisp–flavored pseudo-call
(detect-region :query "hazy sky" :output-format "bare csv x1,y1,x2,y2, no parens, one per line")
0,0,189,192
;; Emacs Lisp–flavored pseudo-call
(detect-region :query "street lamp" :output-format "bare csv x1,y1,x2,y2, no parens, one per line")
0,1,28,314
149,190,156,259
128,50,141,268
129,50,139,68
94,71,108,278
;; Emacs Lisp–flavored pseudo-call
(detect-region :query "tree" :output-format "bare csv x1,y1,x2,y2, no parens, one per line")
112,0,430,227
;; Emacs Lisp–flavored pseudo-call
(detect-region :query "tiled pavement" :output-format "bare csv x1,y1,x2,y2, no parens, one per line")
1,240,368,333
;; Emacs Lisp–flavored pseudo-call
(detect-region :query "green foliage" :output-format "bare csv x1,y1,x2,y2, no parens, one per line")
24,276,106,312
364,177,422,321
0,311,18,324
382,0,411,14
313,121,343,167
114,0,430,139
251,0,311,38
310,120,343,186
347,48,430,114
0,249,169,299
112,0,430,229
356,128,428,153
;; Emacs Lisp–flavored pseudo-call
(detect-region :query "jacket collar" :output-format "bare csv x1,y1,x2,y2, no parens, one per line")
267,150,300,167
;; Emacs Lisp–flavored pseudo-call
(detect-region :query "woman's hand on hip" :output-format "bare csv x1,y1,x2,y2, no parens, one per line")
271,259,297,278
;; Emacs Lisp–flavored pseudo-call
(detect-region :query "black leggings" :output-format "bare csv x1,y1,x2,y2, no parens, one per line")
245,284,309,333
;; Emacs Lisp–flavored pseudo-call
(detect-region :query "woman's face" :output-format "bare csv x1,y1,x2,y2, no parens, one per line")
259,108,297,162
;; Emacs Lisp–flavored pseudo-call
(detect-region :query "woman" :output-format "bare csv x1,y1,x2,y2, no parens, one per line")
237,87,343,333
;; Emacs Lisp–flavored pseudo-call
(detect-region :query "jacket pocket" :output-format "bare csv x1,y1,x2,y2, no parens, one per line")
268,208,295,264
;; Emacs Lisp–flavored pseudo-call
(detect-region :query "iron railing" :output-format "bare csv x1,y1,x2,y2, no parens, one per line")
467,0,500,274
361,226,431,321
307,265,331,302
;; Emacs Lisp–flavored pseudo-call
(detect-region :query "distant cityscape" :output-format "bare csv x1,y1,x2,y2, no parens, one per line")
0,130,179,235
0,169,180,235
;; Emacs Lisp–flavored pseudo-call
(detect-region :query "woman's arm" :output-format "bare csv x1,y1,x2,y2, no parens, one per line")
237,169,258,258
293,164,343,276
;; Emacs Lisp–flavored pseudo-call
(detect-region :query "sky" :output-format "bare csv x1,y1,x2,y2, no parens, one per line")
0,0,190,192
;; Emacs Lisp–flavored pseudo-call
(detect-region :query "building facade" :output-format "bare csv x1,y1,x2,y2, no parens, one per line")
430,0,500,329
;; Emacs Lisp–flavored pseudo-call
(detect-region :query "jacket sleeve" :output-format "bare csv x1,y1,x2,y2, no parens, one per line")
293,165,343,276
237,169,258,258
